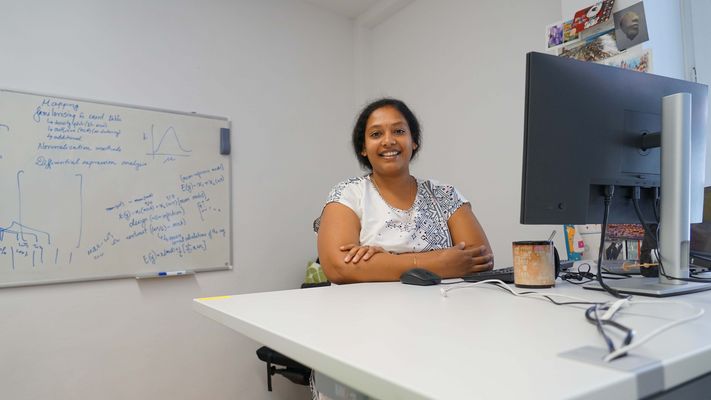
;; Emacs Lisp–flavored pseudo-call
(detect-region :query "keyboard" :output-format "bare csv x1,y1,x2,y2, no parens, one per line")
461,267,514,283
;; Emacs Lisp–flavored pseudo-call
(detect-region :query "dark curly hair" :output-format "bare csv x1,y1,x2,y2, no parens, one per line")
352,98,421,170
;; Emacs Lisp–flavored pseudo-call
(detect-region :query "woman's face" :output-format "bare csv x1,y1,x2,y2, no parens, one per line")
361,105,417,175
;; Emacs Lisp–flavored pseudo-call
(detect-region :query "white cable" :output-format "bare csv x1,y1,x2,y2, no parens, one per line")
603,300,705,362
440,279,599,304
441,281,706,363
601,298,631,320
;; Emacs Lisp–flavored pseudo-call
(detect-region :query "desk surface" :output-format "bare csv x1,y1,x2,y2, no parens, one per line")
194,281,711,399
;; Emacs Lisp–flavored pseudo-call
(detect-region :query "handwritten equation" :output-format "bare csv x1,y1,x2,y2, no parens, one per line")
1,161,227,270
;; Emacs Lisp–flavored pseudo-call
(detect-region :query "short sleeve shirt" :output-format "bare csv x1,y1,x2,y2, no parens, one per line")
325,175,468,254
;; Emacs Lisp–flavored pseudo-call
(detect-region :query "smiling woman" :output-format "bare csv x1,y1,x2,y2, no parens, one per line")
317,98,494,284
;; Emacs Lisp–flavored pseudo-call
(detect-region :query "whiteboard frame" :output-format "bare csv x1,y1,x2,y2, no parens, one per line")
1,87,229,121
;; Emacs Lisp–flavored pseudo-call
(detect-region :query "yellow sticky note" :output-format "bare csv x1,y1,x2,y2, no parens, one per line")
198,295,232,301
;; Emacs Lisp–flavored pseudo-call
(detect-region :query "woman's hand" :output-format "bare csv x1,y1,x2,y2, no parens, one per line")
340,243,386,263
437,242,494,278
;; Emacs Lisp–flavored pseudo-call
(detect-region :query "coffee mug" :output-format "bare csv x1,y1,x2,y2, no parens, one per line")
512,241,560,288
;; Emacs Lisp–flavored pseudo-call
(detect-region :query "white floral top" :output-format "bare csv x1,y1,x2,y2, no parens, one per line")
325,175,467,254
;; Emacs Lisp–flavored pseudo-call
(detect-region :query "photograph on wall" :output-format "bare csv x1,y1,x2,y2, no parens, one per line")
572,0,615,34
560,31,620,62
563,19,578,43
599,47,652,72
613,2,649,51
563,19,579,43
607,224,645,240
546,21,564,48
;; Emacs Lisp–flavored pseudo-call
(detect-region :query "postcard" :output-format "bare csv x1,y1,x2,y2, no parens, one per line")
547,21,564,48
562,19,579,43
572,0,615,33
560,31,620,62
607,224,645,240
598,47,653,73
613,2,649,51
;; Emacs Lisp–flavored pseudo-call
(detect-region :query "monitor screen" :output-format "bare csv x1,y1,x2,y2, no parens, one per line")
520,52,708,226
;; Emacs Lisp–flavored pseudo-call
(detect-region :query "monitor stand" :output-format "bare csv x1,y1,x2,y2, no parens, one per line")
583,277,711,297
585,93,711,297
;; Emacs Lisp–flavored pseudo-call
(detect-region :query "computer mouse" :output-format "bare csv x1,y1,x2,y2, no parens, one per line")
400,268,442,286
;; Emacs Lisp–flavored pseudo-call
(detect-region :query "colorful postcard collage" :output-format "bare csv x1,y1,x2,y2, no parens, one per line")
546,1,651,73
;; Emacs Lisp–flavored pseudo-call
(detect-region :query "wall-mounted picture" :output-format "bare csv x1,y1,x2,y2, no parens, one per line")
547,21,564,48
563,19,579,43
599,47,652,72
560,32,620,62
613,2,649,51
572,0,615,33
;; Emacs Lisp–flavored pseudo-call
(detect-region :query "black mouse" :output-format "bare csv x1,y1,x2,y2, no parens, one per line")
400,268,442,286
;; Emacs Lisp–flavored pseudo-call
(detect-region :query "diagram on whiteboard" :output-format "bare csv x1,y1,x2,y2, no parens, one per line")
144,124,192,163
0,123,8,160
0,170,78,269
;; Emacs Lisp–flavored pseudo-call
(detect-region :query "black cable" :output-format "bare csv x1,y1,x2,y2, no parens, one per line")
562,263,626,284
486,282,603,306
578,263,592,272
652,221,711,283
654,248,711,283
561,273,625,285
600,270,636,278
653,187,660,223
596,186,628,298
539,297,598,306
562,278,596,285
631,190,658,243
562,263,596,284
629,191,711,283
463,279,634,360
586,305,615,353
691,252,711,263
584,304,635,360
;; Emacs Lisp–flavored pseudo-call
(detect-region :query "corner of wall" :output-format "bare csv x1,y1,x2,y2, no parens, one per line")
353,0,414,107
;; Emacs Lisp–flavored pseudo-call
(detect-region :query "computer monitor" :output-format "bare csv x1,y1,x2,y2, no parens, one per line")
521,52,709,297
691,187,711,268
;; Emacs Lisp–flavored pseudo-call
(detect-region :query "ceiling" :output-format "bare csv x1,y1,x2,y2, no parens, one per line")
302,0,383,19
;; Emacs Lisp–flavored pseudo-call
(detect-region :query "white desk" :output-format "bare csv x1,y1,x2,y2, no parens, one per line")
194,281,711,399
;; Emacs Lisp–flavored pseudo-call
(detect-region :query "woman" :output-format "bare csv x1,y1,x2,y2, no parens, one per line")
318,98,493,284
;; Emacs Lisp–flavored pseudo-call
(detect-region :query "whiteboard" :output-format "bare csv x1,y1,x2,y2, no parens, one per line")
0,89,231,287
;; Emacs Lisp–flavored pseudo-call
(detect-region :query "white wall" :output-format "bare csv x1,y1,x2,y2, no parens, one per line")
361,0,565,267
687,0,711,186
688,0,711,85
0,0,355,399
